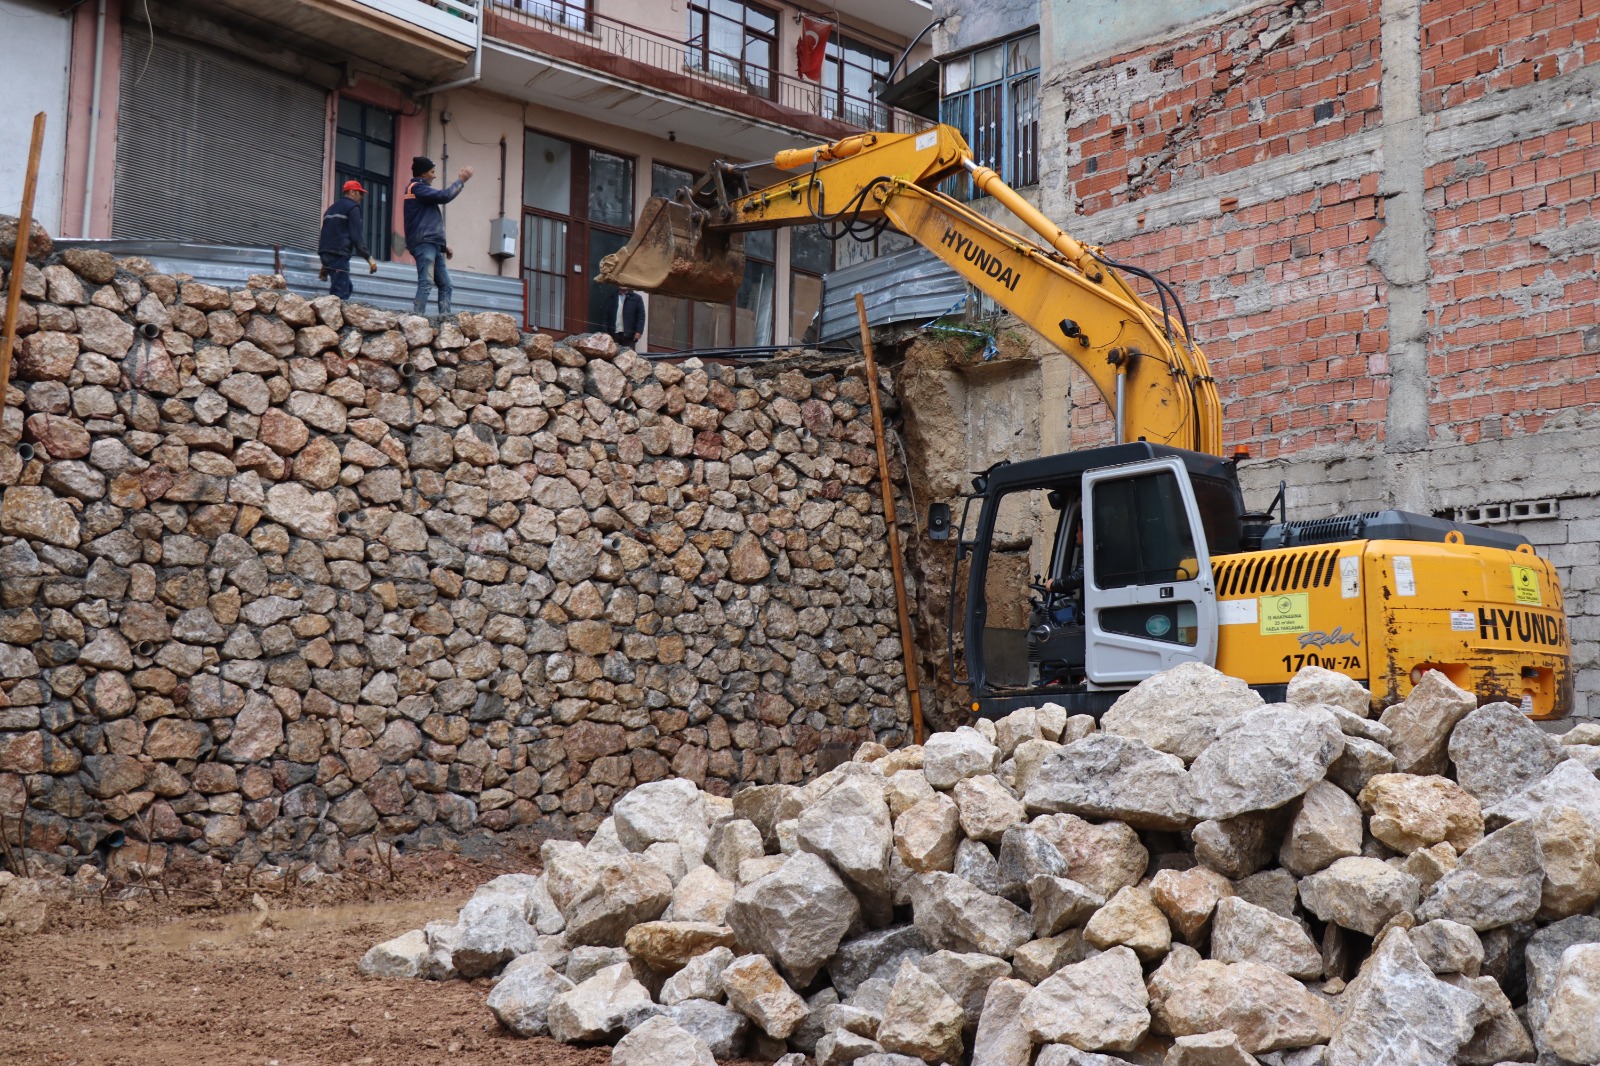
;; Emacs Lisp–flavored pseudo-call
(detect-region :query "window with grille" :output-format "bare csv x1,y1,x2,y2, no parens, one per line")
939,30,1040,200
688,0,778,100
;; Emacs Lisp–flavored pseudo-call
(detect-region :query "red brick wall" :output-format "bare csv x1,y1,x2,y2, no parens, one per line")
1051,0,1600,458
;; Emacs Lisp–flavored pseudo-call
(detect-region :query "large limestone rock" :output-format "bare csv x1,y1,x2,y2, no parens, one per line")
1023,734,1196,830
1358,773,1484,854
1447,701,1568,806
1186,705,1345,821
1525,915,1600,1061
1192,812,1278,879
1030,813,1149,898
665,1000,749,1059
1210,896,1322,979
1416,819,1542,931
1286,664,1372,716
727,851,860,986
1541,943,1600,1066
1533,804,1600,919
1278,780,1363,876
1299,856,1421,937
614,778,708,861
968,978,1033,1066
894,794,961,874
828,925,928,1000
1323,929,1486,1066
613,1015,717,1066
875,960,965,1064
1099,661,1265,762
798,776,894,918
1166,1031,1262,1066
1444,972,1534,1065
1378,670,1477,776
1030,875,1105,937
1083,885,1172,961
659,945,734,1005
916,950,1013,1032
953,774,1026,842
1149,866,1234,943
909,872,1033,958
1019,946,1151,1052
921,727,998,789
1410,919,1484,977
623,921,736,971
1483,758,1600,830
452,896,540,977
1158,959,1335,1053
667,865,735,925
546,962,656,1042
559,854,674,947
485,962,574,1036
996,825,1071,900
359,929,430,978
720,953,808,1039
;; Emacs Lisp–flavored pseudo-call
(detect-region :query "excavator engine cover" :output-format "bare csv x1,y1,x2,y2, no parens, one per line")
594,196,745,303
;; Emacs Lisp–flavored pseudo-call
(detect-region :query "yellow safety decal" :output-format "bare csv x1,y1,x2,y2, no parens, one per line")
1260,593,1310,636
1511,564,1542,606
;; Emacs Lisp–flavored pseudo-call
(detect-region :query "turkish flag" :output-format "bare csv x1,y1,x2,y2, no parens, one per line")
797,15,832,81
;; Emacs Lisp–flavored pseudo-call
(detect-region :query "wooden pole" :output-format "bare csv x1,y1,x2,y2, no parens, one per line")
855,292,925,744
1,112,47,409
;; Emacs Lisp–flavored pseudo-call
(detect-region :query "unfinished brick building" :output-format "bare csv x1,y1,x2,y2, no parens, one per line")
999,0,1600,714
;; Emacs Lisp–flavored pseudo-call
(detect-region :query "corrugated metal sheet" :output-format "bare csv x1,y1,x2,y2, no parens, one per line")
52,239,527,320
114,23,326,250
817,244,968,343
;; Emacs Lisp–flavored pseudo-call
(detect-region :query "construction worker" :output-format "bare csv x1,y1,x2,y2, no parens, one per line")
404,155,472,318
318,179,377,300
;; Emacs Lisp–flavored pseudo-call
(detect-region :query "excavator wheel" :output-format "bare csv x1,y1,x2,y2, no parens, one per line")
594,196,746,303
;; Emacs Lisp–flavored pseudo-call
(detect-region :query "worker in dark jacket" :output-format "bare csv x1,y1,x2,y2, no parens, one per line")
609,286,645,350
403,155,472,317
318,179,377,300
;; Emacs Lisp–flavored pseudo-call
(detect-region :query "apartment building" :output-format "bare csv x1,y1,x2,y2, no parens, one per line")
25,0,936,346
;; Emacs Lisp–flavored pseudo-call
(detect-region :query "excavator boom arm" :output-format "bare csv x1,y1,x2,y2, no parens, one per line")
597,126,1222,455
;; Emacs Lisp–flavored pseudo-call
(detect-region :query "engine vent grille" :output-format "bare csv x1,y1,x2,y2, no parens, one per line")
1215,547,1342,597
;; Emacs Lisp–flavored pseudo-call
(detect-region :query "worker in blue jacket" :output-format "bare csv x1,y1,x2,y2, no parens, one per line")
317,179,377,300
404,155,473,317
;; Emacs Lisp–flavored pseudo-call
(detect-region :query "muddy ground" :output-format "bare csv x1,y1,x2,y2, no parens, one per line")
0,850,616,1066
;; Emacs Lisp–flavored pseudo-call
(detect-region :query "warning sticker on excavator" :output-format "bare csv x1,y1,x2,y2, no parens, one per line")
1260,593,1310,635
1511,564,1542,605
916,131,938,152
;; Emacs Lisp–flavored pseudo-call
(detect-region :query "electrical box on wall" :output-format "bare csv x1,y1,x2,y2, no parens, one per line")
490,216,518,261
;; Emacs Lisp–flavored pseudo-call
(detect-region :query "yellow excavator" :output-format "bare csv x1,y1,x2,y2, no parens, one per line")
599,125,1571,720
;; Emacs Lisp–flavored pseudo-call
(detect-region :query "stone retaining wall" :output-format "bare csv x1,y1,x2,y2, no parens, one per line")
0,243,912,873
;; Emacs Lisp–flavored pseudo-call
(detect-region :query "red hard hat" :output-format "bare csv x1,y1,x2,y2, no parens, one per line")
342,179,365,194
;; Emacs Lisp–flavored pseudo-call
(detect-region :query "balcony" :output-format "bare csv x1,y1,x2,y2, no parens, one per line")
480,2,928,159
184,0,480,80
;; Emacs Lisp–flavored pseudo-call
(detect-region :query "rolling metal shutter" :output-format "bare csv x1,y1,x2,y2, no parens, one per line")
113,23,325,250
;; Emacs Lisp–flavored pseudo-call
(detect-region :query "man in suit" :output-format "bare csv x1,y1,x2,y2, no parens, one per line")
609,286,645,350
317,179,377,300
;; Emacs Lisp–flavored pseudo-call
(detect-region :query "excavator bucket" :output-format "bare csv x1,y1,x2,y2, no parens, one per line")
595,196,745,303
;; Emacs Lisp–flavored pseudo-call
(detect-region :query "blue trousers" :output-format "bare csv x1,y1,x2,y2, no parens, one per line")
320,253,352,300
412,242,453,315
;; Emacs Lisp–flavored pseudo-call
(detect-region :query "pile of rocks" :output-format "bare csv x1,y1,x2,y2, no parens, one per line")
362,663,1600,1065
0,239,910,872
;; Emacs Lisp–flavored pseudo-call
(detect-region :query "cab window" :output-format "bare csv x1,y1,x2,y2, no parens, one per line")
1092,470,1197,588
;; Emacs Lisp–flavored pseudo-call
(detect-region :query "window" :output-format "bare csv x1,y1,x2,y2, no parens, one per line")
1091,470,1198,590
822,35,892,128
521,130,635,335
334,98,396,259
688,0,777,99
790,225,832,343
734,230,775,347
495,0,590,31
939,31,1040,199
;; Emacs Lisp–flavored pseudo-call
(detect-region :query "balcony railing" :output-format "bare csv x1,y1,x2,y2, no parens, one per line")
353,0,481,49
487,0,929,135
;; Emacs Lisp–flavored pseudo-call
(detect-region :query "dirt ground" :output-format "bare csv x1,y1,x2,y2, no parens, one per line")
0,851,615,1066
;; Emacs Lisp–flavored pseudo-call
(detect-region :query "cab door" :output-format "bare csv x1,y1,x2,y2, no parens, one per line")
1083,458,1219,685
